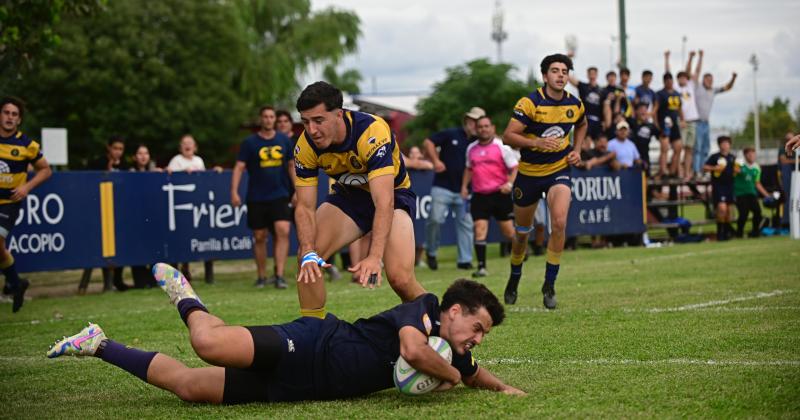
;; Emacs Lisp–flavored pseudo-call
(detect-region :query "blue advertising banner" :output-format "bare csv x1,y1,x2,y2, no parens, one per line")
9,167,644,273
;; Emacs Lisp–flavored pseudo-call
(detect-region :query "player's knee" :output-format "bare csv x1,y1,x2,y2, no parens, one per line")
551,215,567,232
173,375,207,403
253,230,268,243
190,330,220,363
273,223,290,237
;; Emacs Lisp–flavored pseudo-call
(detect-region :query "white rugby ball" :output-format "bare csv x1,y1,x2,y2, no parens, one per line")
393,336,453,395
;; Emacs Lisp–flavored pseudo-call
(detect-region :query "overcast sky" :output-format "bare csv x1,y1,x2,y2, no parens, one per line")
311,0,800,131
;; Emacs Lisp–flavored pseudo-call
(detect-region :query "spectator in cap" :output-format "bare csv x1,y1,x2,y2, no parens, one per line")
607,121,641,169
421,107,484,270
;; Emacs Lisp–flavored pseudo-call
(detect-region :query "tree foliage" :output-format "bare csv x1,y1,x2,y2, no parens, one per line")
1,0,359,167
322,64,362,94
734,97,798,146
404,59,536,145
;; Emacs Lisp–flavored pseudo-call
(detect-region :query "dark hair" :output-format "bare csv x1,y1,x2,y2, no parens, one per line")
540,54,573,74
134,143,149,153
702,73,712,79
619,67,630,76
296,81,343,112
743,146,755,154
635,102,648,110
275,109,293,122
108,135,126,146
717,135,732,145
642,70,653,77
663,72,673,81
0,96,25,119
259,105,275,115
587,66,598,73
441,279,504,327
606,71,616,78
596,134,608,142
676,71,689,79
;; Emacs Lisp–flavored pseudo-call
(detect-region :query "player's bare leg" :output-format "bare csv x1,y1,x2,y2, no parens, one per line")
297,203,362,313
472,219,489,277
272,220,291,288
382,209,426,301
542,185,571,310
252,228,269,286
504,203,536,305
658,136,670,177
683,146,694,181
670,140,683,178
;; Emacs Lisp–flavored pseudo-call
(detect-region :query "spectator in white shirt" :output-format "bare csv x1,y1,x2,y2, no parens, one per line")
167,135,206,173
607,121,641,169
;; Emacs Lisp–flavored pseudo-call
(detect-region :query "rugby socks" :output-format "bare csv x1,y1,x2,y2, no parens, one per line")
475,241,487,269
300,307,327,319
544,249,562,287
0,255,20,290
96,339,157,382
177,299,208,326
507,249,525,291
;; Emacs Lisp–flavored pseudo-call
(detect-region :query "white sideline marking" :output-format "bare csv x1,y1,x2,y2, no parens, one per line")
481,358,800,367
640,290,792,313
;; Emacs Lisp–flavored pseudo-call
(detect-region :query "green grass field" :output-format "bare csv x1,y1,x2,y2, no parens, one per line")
1,237,799,418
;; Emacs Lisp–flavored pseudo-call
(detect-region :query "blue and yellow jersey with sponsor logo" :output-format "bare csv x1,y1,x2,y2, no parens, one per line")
0,131,43,204
511,87,585,177
294,110,411,192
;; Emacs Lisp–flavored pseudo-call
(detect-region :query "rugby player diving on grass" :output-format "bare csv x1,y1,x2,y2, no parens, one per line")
46,263,525,403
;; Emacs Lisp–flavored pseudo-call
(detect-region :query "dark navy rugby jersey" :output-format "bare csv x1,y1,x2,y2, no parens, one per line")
429,127,473,192
577,82,603,121
236,132,293,202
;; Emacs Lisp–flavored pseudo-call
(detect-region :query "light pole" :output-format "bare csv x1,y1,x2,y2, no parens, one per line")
491,0,508,63
681,35,688,68
749,53,760,153
617,0,627,68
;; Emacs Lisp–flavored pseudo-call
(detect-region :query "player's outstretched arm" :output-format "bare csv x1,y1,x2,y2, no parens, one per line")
463,366,526,396
399,326,461,386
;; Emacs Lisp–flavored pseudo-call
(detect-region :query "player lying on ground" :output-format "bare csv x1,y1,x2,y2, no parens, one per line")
46,263,525,403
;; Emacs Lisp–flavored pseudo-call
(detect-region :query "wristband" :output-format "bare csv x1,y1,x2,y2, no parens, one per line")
301,251,327,267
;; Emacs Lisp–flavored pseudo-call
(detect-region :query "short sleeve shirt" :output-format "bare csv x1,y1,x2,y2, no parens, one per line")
429,127,472,192
236,132,293,202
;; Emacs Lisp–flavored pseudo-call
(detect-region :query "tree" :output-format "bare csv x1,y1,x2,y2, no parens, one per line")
735,97,798,147
322,64,362,94
1,0,360,167
0,0,107,80
404,59,535,145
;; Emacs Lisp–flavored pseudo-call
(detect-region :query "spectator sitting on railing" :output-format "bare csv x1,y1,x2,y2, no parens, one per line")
402,145,434,171
608,121,641,169
734,147,771,238
579,134,616,170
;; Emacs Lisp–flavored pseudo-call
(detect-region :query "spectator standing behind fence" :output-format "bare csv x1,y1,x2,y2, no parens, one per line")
129,144,161,288
580,134,616,170
653,51,685,179
628,103,660,174
231,106,295,290
0,97,52,312
734,147,770,238
422,107,484,270
167,134,220,282
461,116,518,278
568,66,604,142
694,51,736,178
608,121,641,169
87,135,130,291
634,70,656,117
676,51,702,181
703,136,738,241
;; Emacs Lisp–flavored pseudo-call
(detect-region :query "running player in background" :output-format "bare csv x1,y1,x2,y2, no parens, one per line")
501,54,587,310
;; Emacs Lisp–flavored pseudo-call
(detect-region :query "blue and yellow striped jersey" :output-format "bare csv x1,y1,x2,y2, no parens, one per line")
294,110,411,192
511,87,585,177
0,131,43,204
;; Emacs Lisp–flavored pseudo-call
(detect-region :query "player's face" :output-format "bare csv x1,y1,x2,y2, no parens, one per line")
442,304,493,355
276,115,293,135
260,109,276,131
135,146,150,166
300,103,344,149
0,103,21,135
544,62,569,91
476,118,494,142
108,141,125,160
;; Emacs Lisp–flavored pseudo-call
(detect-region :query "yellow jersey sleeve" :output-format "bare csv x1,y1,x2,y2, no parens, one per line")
512,96,536,127
357,119,395,181
293,135,319,187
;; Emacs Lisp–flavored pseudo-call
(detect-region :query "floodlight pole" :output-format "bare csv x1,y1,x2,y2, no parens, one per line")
617,0,627,68
491,0,508,63
750,54,760,153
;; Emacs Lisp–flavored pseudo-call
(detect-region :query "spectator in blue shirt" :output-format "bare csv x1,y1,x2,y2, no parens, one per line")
607,121,641,168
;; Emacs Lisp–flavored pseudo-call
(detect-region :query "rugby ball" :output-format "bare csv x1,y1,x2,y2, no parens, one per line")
393,336,453,395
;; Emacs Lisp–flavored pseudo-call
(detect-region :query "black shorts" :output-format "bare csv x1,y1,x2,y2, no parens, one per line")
712,184,734,205
512,169,572,207
326,184,416,233
587,117,603,140
471,191,513,221
223,316,327,404
660,115,682,142
0,202,21,238
246,197,292,231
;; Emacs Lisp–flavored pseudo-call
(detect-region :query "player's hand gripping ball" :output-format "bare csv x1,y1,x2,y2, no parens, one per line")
393,336,453,395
